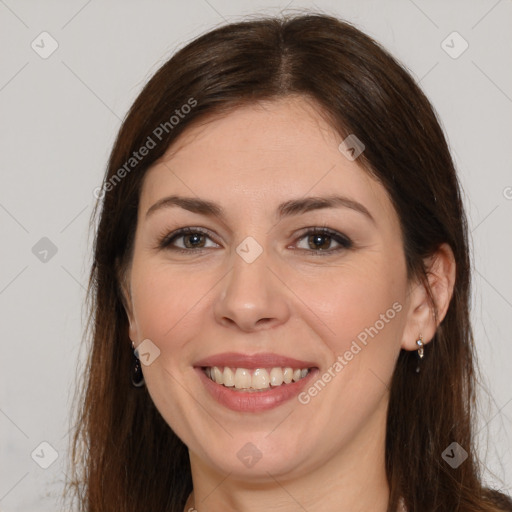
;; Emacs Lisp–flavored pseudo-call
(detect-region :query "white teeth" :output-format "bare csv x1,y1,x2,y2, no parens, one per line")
269,367,284,386
223,367,235,387
205,366,310,390
212,366,223,385
234,368,251,389
252,368,270,389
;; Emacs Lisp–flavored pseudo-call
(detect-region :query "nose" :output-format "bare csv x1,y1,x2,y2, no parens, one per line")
213,244,291,332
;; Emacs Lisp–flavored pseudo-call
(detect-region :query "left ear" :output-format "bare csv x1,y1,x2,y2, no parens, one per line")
401,243,456,350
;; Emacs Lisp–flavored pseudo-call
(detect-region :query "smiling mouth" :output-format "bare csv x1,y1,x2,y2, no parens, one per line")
202,366,312,392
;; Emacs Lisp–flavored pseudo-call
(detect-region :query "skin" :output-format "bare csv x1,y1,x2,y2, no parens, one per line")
121,95,456,512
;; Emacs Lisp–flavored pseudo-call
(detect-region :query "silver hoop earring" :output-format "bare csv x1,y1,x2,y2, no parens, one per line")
415,334,424,373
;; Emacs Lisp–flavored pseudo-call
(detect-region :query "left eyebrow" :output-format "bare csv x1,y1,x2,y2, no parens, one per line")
276,195,375,224
145,194,375,224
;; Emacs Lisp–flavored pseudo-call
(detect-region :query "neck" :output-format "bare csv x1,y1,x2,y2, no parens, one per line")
184,398,391,512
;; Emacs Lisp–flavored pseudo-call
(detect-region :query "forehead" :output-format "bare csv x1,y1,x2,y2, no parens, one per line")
138,96,395,225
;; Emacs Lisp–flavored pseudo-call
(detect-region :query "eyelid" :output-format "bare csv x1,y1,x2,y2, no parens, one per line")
157,225,353,255
157,226,218,250
292,226,353,254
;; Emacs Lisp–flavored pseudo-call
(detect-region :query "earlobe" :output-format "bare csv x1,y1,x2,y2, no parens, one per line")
401,243,456,351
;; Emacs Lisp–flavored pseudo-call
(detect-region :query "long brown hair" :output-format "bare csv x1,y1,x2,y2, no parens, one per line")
65,12,512,512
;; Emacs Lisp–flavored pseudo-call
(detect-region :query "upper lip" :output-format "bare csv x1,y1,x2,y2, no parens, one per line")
194,352,318,369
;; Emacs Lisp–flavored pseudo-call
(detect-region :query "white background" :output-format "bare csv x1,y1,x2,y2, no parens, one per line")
0,0,511,510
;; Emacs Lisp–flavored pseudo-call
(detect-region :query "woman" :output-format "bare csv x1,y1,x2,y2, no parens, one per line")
66,12,512,512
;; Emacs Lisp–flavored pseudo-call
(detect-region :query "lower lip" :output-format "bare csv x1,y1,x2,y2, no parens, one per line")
195,367,318,412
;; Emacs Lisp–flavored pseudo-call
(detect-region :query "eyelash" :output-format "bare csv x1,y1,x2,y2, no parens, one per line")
157,226,353,256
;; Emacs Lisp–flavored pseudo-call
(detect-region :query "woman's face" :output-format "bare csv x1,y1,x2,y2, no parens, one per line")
124,96,416,481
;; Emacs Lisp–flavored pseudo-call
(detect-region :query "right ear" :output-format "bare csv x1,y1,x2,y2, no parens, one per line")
115,257,137,343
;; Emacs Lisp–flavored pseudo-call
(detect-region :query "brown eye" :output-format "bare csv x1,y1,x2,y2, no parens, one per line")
307,233,332,250
295,228,352,255
182,232,206,248
159,227,219,251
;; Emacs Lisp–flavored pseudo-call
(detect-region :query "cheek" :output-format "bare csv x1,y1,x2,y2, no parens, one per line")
293,258,405,354
130,261,210,352
128,263,211,424
295,262,406,418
